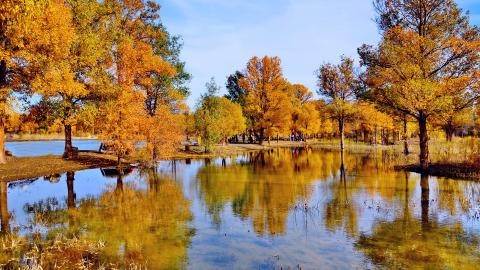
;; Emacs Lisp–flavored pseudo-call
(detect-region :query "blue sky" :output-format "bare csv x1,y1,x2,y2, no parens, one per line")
158,0,480,107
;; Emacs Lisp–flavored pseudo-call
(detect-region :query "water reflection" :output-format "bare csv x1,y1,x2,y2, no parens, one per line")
0,149,479,269
196,149,325,236
0,182,9,234
356,175,480,268
194,149,480,268
15,169,192,268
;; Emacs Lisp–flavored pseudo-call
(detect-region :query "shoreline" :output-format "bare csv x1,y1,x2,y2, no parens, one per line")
1,141,479,182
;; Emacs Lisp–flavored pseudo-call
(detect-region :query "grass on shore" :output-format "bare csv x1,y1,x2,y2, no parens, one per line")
0,152,119,182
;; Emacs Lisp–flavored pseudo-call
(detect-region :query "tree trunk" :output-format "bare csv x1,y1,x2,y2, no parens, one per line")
444,121,454,142
116,173,124,193
445,129,453,142
339,118,345,150
259,128,265,145
152,144,159,165
418,115,429,170
63,123,73,159
0,59,7,164
0,117,5,164
403,114,409,155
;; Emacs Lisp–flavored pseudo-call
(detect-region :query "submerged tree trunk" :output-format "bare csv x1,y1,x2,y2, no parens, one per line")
0,117,5,164
418,115,429,171
403,114,409,155
63,123,73,159
340,150,345,182
339,117,345,150
66,171,76,209
420,174,430,230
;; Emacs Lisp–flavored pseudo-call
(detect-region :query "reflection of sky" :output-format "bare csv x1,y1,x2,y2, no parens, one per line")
7,168,141,227
5,151,480,269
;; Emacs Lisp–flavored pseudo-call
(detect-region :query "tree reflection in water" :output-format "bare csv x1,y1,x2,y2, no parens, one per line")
196,148,480,268
20,168,193,269
197,148,348,236
355,174,480,269
0,149,479,269
0,181,9,235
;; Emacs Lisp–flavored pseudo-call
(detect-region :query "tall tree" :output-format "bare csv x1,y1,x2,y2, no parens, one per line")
359,0,480,170
31,0,115,159
143,22,190,164
194,78,245,152
194,78,222,153
289,84,319,138
97,0,176,164
0,0,44,163
225,71,246,106
316,56,357,150
239,56,292,144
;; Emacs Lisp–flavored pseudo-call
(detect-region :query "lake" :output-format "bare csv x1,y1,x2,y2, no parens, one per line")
5,140,101,157
1,148,479,269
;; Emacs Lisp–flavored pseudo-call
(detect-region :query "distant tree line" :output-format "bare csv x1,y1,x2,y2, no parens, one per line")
1,0,480,171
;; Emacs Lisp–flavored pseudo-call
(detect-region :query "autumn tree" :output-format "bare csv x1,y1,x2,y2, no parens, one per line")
239,56,292,144
216,97,246,144
0,0,49,163
316,56,358,150
435,107,473,141
96,0,177,164
315,100,335,138
28,0,118,159
359,0,480,169
289,84,319,138
194,78,245,152
194,79,221,153
143,22,190,164
97,90,144,165
355,102,395,145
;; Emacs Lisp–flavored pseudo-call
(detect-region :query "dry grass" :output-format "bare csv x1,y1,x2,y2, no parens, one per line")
0,153,119,182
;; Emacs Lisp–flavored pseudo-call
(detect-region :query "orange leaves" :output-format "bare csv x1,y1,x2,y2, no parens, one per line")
240,56,292,137
97,90,144,159
117,38,176,90
26,0,76,61
365,1,480,120
32,62,87,99
143,105,183,160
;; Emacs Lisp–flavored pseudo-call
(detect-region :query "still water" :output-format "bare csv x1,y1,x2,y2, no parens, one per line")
1,148,479,269
5,140,100,157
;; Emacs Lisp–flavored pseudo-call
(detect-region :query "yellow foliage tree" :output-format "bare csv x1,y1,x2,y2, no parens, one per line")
359,0,480,169
317,56,358,150
239,56,292,144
